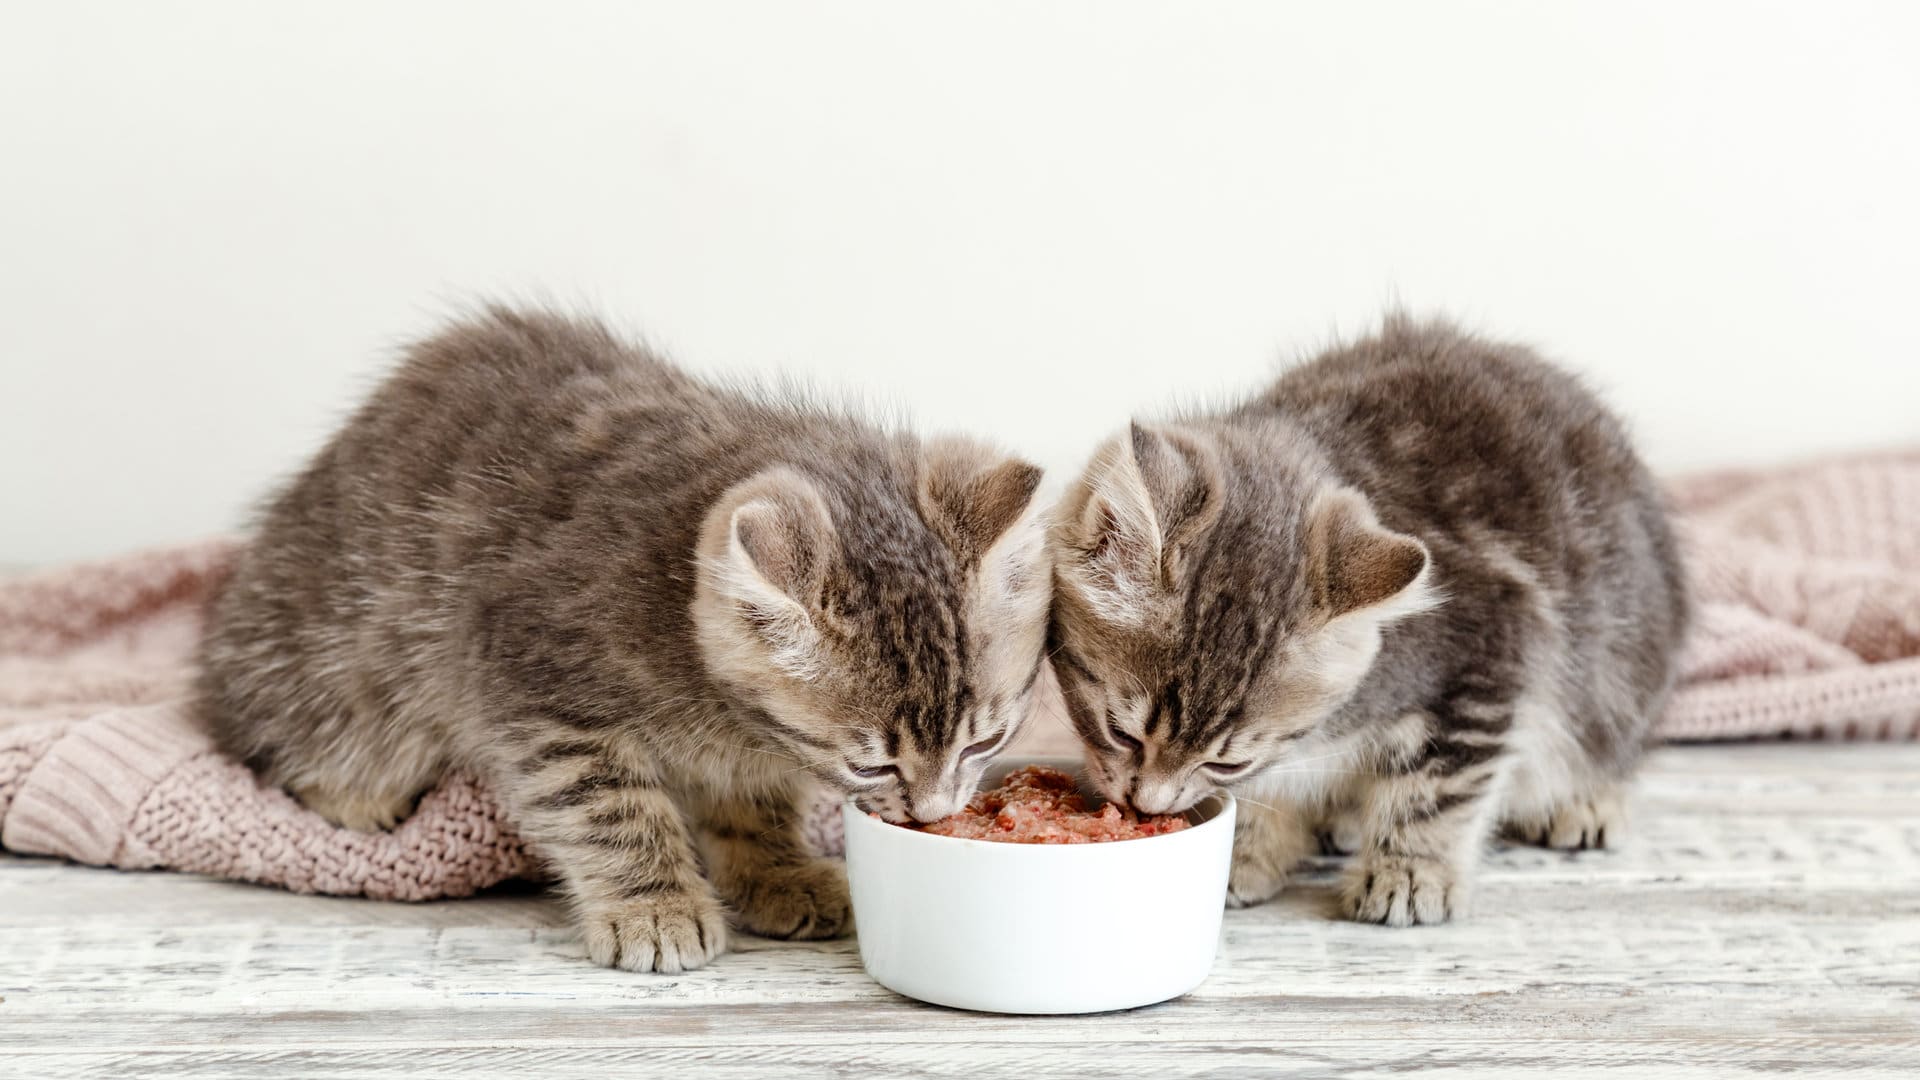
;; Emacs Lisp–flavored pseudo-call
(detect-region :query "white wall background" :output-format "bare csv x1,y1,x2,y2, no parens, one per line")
4,0,1917,565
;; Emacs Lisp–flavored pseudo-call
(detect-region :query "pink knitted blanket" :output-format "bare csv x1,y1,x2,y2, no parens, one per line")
3,450,1916,899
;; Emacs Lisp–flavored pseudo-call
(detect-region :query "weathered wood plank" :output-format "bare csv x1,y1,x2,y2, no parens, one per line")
5,874,1914,1015
7,1030,1920,1080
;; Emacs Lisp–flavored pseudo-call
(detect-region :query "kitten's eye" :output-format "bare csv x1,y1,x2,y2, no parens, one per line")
1202,760,1252,778
1106,722,1143,754
960,735,1001,762
850,763,899,780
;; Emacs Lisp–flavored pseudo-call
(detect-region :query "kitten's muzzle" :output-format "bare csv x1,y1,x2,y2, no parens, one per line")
907,788,968,824
852,775,967,824
1126,775,1203,816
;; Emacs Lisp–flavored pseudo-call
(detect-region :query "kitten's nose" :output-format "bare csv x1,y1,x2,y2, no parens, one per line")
908,789,966,823
1128,778,1184,816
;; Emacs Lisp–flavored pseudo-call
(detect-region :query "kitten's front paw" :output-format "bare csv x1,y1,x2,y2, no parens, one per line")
732,858,853,940
1227,841,1293,908
1344,853,1466,927
1228,805,1316,908
1537,791,1625,851
581,887,730,973
1314,808,1366,857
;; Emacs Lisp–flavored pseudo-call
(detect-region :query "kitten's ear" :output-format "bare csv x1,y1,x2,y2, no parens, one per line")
1127,422,1223,562
919,437,1046,565
724,469,836,609
708,468,839,675
1067,422,1223,592
1308,488,1432,620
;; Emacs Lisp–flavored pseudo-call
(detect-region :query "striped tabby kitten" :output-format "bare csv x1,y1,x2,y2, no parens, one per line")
1048,317,1687,925
198,308,1050,970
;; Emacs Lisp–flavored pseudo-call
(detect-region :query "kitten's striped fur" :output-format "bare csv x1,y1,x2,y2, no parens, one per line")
197,307,1050,970
1049,316,1687,925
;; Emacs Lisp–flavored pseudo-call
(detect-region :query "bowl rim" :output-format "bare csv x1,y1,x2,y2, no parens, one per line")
841,756,1236,854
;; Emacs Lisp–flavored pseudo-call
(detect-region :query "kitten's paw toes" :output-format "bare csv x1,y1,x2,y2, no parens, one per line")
733,858,852,940
292,784,414,833
1343,854,1466,927
1512,790,1625,851
1547,791,1624,851
581,888,729,973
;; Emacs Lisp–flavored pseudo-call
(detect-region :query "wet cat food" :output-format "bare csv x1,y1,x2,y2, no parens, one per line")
899,765,1191,844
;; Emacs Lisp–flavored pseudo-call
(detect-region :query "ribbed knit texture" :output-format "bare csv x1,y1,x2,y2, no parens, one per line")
1664,449,1920,740
2,706,205,864
2,448,1915,897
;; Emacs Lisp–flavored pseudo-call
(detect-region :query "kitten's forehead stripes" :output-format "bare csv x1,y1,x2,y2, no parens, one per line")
897,593,973,748
1152,507,1301,748
1145,677,1183,738
838,508,976,751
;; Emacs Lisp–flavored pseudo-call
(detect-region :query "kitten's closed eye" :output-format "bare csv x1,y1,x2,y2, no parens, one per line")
960,735,1001,761
850,763,899,780
1201,760,1252,778
1106,720,1142,753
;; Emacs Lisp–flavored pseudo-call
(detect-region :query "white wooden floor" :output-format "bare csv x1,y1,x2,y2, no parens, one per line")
3,742,1917,1079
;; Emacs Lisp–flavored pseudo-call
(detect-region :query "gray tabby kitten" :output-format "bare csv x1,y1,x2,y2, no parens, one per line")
1048,316,1687,926
198,308,1051,971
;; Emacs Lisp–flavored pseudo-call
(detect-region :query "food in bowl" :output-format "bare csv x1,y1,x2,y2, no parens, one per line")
894,764,1191,843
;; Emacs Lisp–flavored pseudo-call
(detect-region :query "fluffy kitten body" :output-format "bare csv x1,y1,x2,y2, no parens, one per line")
198,308,1050,970
1050,317,1687,925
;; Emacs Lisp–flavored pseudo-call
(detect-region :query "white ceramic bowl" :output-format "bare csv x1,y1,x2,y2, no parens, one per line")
842,757,1236,1014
